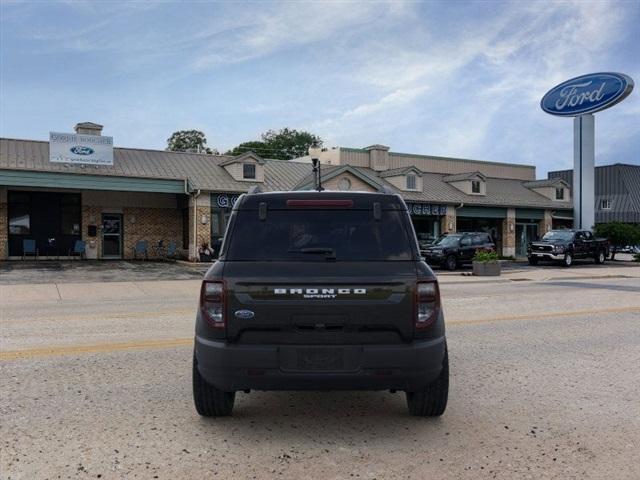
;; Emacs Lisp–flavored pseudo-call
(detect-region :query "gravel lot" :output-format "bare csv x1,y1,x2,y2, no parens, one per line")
1,265,639,479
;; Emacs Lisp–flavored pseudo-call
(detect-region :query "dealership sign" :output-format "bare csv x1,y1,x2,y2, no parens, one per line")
216,193,240,208
407,203,447,216
49,132,114,165
540,72,634,117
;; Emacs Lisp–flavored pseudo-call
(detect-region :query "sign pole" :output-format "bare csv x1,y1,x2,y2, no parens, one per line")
540,72,633,231
572,114,595,229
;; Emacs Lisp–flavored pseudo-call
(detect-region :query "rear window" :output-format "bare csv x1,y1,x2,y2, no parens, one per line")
225,209,415,261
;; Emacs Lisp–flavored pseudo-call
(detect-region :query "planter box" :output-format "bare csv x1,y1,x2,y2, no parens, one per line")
472,261,501,276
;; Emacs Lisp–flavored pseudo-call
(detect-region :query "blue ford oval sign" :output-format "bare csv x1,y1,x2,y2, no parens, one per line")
541,72,633,116
70,145,95,155
234,310,255,320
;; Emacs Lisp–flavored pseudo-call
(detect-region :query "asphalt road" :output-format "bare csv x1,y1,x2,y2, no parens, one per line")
1,273,640,479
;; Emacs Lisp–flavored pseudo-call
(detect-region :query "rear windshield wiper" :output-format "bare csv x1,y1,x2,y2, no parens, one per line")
288,247,336,260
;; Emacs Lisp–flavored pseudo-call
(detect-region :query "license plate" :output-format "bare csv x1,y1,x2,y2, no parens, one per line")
297,348,344,371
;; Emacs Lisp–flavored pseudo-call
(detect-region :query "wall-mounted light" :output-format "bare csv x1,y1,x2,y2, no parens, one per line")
509,223,514,232
448,221,453,230
130,215,136,224
201,215,208,225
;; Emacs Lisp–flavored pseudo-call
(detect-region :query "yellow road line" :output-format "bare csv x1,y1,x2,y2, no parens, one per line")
2,306,639,361
1,338,193,361
448,305,640,325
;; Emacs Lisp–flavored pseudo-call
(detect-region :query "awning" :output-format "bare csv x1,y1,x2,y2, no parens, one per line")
0,169,187,194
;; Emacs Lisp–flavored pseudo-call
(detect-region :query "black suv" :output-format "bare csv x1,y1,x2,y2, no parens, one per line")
422,232,495,270
193,191,448,417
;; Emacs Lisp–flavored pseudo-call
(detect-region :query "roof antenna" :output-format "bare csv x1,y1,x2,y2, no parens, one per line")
311,157,324,192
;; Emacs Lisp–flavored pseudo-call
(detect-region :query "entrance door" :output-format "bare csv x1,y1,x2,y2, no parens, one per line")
516,223,538,257
102,214,123,259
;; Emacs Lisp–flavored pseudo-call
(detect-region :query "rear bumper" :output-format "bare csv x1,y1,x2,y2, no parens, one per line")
195,336,446,392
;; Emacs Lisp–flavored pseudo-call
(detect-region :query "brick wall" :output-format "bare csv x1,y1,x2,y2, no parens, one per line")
440,205,457,234
122,207,182,260
81,205,103,259
502,208,516,257
188,206,212,260
539,210,553,237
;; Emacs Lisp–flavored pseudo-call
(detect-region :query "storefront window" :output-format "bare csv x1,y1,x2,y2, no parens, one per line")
7,191,81,257
8,192,30,234
9,208,30,234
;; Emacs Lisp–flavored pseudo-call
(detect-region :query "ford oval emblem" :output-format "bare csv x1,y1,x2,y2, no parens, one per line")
234,309,255,320
70,146,95,155
541,72,634,117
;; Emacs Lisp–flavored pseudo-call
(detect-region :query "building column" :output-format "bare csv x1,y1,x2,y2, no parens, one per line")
81,204,103,259
189,193,211,261
539,210,553,239
0,188,7,260
440,205,457,234
502,208,516,257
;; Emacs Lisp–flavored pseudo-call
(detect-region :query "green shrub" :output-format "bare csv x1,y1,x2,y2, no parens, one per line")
473,250,499,262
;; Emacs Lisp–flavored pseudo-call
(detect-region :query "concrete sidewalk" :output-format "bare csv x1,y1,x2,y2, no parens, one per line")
0,279,202,305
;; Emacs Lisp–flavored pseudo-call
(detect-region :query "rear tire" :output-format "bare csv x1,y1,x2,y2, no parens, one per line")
193,354,235,417
595,250,606,264
445,255,457,271
528,256,539,266
562,253,573,267
406,347,449,417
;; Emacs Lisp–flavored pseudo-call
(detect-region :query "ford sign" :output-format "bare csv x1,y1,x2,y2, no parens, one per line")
234,310,255,320
70,146,95,155
541,72,634,116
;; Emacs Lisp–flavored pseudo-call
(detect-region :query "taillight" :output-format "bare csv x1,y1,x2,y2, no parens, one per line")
416,281,439,328
201,281,225,328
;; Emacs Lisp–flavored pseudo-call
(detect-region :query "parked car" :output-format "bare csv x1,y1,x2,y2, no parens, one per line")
193,191,448,417
527,230,609,267
422,232,495,271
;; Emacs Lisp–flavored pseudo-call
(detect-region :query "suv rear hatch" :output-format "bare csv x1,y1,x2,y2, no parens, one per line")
219,195,420,345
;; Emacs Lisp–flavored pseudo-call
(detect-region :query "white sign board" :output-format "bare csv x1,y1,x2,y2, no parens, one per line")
49,132,114,166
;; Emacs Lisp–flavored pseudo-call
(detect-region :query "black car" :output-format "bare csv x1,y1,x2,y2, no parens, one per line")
422,232,496,271
527,230,609,267
193,191,448,417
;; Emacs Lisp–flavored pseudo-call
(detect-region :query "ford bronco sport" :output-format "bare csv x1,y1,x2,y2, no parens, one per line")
193,191,448,417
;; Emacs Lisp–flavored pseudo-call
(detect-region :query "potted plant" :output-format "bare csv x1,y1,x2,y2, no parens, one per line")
198,242,213,262
472,250,501,276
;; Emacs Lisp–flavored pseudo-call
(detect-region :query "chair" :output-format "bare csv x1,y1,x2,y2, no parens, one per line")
22,239,38,261
68,240,86,260
133,240,149,260
165,241,178,259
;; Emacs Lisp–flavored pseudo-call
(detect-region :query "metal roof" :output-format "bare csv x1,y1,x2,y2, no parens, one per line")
0,137,309,193
0,137,573,210
443,171,486,182
378,166,422,178
523,178,567,188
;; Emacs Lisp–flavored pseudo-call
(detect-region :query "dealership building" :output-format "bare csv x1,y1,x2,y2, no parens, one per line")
1,123,575,261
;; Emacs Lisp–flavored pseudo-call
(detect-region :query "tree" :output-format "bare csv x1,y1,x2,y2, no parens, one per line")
225,141,269,157
226,128,322,160
167,130,217,154
593,222,640,260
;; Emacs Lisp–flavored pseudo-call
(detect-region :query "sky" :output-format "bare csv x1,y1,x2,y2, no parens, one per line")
1,0,638,177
